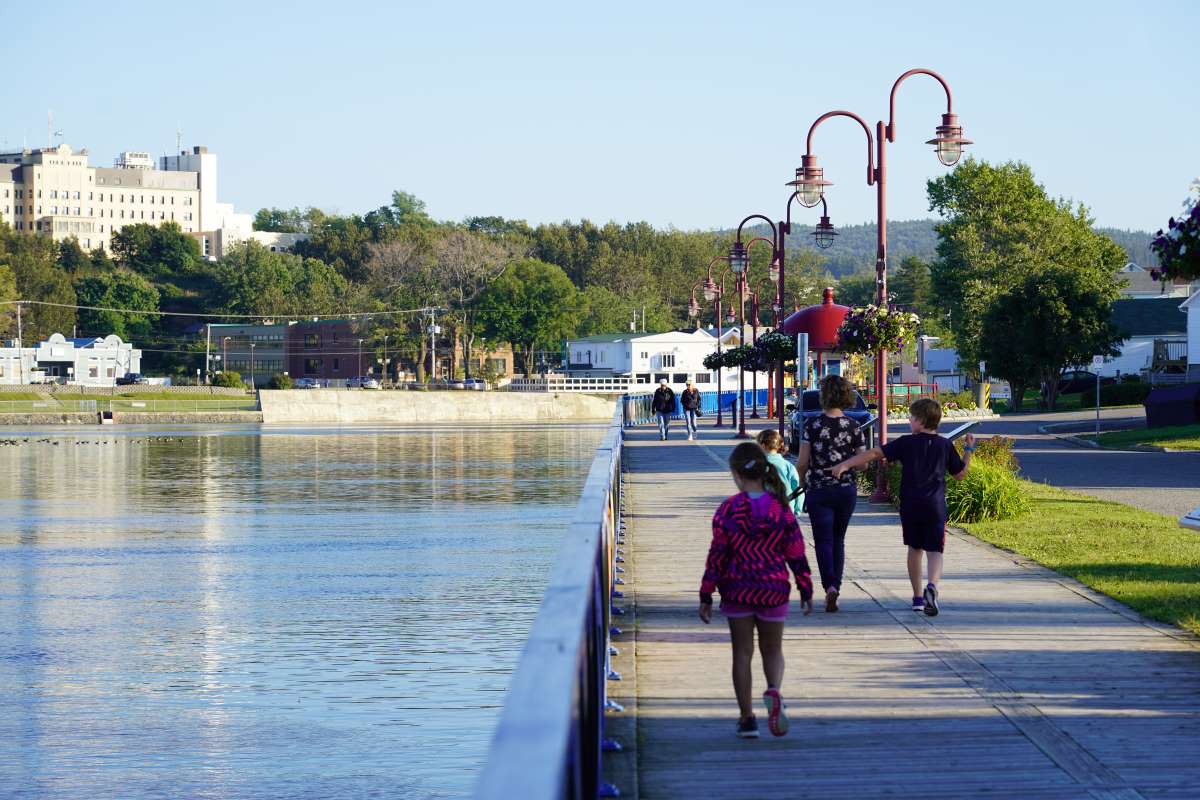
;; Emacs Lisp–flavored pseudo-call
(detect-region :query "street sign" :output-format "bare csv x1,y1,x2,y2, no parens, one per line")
1092,355,1104,369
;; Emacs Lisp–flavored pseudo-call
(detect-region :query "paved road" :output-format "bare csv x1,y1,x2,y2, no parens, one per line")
614,424,1200,799
971,409,1200,520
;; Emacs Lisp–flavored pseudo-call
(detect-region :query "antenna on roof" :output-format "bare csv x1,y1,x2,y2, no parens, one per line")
176,127,182,154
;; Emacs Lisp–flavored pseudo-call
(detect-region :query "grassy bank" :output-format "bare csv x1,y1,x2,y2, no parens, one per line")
960,480,1200,637
1092,423,1200,451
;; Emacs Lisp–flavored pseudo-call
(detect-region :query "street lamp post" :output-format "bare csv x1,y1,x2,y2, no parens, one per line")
382,334,390,386
786,68,969,499
734,236,774,424
696,255,732,426
222,336,231,376
357,338,364,380
249,342,256,389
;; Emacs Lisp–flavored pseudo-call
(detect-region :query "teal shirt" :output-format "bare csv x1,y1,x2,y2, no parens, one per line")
766,452,803,516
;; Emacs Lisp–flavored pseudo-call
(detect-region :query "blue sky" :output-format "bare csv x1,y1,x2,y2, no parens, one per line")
7,0,1196,232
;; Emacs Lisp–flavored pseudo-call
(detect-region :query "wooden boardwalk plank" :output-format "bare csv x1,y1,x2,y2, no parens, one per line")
614,424,1200,800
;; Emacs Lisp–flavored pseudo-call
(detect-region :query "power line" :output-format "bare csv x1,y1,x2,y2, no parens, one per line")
0,299,436,320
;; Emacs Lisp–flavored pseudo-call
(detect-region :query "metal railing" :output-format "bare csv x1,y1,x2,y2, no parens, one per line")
511,377,636,393
475,405,625,799
622,388,770,427
857,382,938,407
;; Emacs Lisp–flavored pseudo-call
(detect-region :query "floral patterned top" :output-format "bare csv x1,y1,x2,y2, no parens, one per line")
802,414,867,489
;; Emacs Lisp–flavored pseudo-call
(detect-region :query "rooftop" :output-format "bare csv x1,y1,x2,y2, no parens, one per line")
1111,297,1187,337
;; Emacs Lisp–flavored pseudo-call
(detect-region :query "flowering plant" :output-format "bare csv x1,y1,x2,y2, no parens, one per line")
1150,179,1200,282
836,305,920,356
753,331,795,364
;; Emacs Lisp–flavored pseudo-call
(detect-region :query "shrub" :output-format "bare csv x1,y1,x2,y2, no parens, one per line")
945,460,1029,523
1084,382,1152,407
213,371,244,389
1120,374,1141,384
267,373,293,390
937,389,977,411
969,435,1019,472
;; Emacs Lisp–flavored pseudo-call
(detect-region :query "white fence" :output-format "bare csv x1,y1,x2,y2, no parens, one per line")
509,377,637,394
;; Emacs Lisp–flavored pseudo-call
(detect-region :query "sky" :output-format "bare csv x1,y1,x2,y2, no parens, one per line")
6,0,1197,232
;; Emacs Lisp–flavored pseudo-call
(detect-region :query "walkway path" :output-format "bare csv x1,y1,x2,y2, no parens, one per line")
986,409,1199,519
616,421,1200,799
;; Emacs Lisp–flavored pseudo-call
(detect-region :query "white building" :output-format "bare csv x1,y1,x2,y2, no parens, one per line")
0,143,307,260
565,328,745,390
1104,297,1188,379
1183,289,1200,383
0,333,140,386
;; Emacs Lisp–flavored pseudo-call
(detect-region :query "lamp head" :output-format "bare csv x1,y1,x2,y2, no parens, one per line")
729,241,748,275
687,296,700,318
768,258,780,284
725,307,736,325
702,276,718,302
785,154,830,208
813,215,838,250
926,113,972,167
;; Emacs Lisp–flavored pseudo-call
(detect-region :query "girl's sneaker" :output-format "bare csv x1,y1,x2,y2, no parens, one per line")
736,715,760,739
911,596,926,612
762,688,789,737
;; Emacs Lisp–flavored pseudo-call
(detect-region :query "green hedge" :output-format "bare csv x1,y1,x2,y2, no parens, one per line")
1083,382,1152,408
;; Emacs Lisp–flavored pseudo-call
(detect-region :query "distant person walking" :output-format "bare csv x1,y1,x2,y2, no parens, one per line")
699,442,813,739
652,379,676,441
680,380,702,440
797,375,867,612
831,398,975,616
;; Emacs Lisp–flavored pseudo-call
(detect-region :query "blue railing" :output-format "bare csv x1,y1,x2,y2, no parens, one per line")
475,404,625,799
622,388,771,427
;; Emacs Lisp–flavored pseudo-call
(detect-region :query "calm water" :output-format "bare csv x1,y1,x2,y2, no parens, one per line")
0,423,606,799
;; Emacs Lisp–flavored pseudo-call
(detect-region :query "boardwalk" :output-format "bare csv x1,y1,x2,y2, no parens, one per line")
607,422,1200,800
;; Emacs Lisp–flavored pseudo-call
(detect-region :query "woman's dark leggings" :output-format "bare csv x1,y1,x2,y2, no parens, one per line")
806,483,858,591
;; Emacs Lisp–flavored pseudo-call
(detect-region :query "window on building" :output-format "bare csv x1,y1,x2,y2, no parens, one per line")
488,358,507,373
694,373,712,384
74,208,80,216
89,366,98,378
332,358,339,370
661,354,675,368
653,373,668,384
304,358,323,374
673,373,688,384
635,373,651,383
304,334,320,348
50,190,57,199
639,351,648,359
73,191,80,199
183,212,193,221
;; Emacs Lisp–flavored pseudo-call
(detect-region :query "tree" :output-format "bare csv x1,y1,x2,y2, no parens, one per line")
0,262,16,339
577,285,673,336
110,222,201,279
835,272,877,307
927,158,1128,378
213,370,244,388
253,207,325,233
57,237,90,273
212,241,294,317
0,227,75,341
73,271,160,340
980,265,1124,411
475,259,583,376
434,230,520,376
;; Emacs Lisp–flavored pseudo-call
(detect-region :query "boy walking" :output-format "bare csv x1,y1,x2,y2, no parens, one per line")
830,398,975,616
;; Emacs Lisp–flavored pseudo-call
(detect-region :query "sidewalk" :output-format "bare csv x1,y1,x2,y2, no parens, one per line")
618,420,1200,799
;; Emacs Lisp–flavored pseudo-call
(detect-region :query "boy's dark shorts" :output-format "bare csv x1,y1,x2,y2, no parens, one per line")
901,517,946,553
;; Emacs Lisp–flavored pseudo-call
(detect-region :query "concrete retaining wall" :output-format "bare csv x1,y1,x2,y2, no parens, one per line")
0,385,250,396
110,411,263,425
259,390,615,423
0,413,99,425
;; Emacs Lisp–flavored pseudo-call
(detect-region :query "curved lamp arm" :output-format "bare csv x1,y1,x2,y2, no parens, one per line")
735,214,779,249
887,68,953,142
785,192,831,231
806,110,876,186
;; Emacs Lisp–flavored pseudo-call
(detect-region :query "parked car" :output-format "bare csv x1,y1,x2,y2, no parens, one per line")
787,388,876,454
116,373,147,386
294,377,320,389
346,376,381,389
1049,370,1116,396
463,378,488,391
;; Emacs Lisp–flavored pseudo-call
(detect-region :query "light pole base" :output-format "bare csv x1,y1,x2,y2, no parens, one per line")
750,411,760,419
733,429,752,440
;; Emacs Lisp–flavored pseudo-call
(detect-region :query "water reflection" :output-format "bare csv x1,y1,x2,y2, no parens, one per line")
0,423,606,799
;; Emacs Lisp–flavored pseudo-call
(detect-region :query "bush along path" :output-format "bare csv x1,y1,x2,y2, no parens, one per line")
869,435,1200,636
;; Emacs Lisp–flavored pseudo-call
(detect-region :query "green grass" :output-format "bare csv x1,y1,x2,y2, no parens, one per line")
960,480,1200,637
1092,423,1200,451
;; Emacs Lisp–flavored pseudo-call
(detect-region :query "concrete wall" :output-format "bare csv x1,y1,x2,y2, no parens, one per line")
259,389,615,424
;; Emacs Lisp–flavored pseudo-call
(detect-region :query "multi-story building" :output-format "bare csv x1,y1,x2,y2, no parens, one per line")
205,323,289,388
0,333,140,386
0,143,305,259
285,320,359,384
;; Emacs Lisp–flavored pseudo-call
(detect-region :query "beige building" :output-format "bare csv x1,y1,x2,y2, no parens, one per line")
0,143,304,259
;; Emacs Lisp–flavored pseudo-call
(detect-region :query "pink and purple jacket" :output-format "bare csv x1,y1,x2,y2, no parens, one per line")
699,492,813,607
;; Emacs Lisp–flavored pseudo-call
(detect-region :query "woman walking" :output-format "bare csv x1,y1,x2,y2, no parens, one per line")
796,375,867,612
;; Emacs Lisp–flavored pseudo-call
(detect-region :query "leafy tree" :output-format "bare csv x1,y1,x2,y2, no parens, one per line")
291,256,348,315
0,262,16,338
73,271,160,340
435,230,522,376
0,227,75,341
578,284,674,336
475,259,583,376
213,241,295,317
835,272,878,307
980,265,1124,411
110,222,201,279
57,237,90,273
927,158,1127,376
89,246,115,272
253,206,325,233
267,373,293,389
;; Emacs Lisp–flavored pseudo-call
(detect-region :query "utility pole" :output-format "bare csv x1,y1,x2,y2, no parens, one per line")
429,309,438,383
16,302,24,385
204,324,211,384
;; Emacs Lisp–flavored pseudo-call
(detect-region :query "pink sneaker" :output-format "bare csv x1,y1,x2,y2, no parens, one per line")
762,688,789,737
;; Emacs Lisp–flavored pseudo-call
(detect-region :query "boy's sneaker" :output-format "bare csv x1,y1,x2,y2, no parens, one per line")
825,587,839,613
735,715,760,739
762,689,789,737
923,583,939,617
911,596,925,612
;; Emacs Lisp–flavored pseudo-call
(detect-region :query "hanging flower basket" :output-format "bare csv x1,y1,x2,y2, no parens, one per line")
1150,179,1200,282
836,305,920,356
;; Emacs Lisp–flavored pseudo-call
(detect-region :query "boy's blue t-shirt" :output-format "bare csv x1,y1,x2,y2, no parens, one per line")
880,432,966,523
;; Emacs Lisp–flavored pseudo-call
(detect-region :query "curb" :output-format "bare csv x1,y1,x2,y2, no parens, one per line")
1039,421,1183,453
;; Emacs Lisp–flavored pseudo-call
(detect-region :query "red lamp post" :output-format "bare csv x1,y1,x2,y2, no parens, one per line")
786,68,970,500
696,256,733,427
